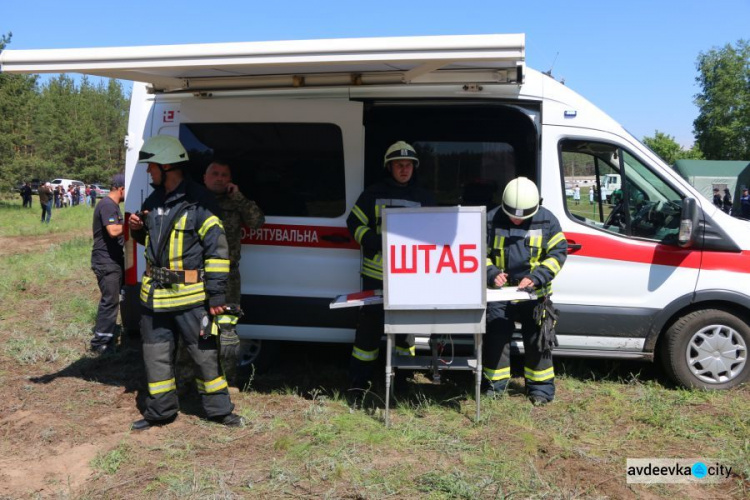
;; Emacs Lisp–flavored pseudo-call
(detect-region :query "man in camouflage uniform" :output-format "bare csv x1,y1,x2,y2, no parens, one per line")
204,161,265,381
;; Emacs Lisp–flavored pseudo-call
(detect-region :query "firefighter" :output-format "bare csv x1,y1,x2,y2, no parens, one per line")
484,177,567,405
128,135,243,430
346,141,436,391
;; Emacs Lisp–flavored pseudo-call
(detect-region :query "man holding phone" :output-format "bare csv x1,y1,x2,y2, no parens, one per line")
204,161,265,381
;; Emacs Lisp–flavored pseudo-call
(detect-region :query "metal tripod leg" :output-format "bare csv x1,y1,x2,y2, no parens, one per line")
475,333,482,422
430,336,441,384
385,333,393,427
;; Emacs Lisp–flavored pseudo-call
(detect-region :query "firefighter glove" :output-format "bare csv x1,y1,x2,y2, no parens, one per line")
215,304,243,362
533,296,559,355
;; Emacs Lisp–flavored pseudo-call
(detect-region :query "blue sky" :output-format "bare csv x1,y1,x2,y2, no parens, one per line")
3,0,749,147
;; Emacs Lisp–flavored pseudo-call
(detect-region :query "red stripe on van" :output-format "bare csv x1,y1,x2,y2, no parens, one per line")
701,250,750,273
241,224,359,249
565,231,750,274
565,232,702,268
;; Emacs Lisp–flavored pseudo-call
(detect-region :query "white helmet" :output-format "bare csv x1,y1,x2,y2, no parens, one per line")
138,135,189,165
383,141,419,169
502,177,540,220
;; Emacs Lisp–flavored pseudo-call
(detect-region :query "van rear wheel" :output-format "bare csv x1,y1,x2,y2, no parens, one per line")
236,339,279,381
660,309,749,389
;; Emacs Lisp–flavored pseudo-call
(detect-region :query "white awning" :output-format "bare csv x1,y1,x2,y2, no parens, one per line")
0,34,525,92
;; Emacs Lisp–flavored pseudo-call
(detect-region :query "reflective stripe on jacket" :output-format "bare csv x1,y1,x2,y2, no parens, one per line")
132,180,230,312
346,177,435,281
486,205,567,297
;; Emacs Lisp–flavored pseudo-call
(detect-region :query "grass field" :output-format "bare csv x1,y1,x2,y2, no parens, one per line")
0,198,747,499
566,187,613,222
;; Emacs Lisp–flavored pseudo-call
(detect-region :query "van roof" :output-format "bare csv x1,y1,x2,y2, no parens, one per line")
0,34,525,92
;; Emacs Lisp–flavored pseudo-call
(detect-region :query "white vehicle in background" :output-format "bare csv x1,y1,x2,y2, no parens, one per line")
50,178,85,191
90,183,108,198
602,173,622,193
3,34,748,389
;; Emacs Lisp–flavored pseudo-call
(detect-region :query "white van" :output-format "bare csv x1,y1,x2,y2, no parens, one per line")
3,34,748,389
50,178,85,191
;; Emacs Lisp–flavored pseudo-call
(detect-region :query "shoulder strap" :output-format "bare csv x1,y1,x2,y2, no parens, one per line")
152,200,196,266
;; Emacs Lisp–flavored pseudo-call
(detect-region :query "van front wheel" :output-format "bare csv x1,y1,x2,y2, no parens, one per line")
660,309,749,389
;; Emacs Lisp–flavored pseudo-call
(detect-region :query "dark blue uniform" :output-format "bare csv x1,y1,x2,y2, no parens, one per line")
346,176,435,386
131,179,233,421
484,205,567,401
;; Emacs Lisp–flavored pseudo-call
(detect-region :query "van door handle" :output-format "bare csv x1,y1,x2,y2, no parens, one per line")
321,234,351,244
566,240,582,252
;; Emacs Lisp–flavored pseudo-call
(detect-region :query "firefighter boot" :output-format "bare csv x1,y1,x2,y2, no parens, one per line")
482,379,509,399
209,413,245,427
131,413,177,431
529,395,550,406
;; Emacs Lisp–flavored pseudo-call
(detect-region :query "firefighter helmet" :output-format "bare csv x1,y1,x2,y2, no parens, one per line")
383,141,419,169
502,177,540,220
138,135,189,165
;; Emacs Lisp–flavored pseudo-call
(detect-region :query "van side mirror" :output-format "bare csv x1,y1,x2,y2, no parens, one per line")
678,198,699,248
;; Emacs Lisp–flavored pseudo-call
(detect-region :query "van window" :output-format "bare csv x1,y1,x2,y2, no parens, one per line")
560,140,683,244
180,123,346,217
415,141,515,208
364,104,538,206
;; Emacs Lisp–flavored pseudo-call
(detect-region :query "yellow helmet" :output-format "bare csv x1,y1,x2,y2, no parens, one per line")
502,177,540,220
383,141,419,169
138,135,189,165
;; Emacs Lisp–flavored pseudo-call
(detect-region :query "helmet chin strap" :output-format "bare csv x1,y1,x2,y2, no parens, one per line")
153,164,172,187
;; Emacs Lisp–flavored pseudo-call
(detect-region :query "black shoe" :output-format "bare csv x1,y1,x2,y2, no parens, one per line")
131,414,177,431
90,343,112,355
483,387,505,399
481,381,508,399
529,395,550,406
209,413,245,427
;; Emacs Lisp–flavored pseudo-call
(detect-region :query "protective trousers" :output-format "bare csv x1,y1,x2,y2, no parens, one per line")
349,276,414,387
483,299,555,401
91,264,123,348
140,305,234,421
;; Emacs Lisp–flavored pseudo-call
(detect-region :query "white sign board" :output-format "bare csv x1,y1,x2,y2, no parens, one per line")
383,207,485,310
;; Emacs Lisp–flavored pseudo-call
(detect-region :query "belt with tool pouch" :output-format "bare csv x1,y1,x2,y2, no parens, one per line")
146,265,204,285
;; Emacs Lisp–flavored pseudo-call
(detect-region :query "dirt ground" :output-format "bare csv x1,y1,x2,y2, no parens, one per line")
0,229,89,258
0,335,363,498
0,232,746,499
2,339,745,499
0,337,139,497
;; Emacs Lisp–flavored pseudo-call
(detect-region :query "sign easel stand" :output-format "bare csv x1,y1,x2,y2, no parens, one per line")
384,331,483,426
382,206,486,427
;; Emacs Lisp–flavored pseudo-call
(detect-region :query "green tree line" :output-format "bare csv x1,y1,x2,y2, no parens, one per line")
0,33,129,192
641,39,749,166
2,33,747,187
